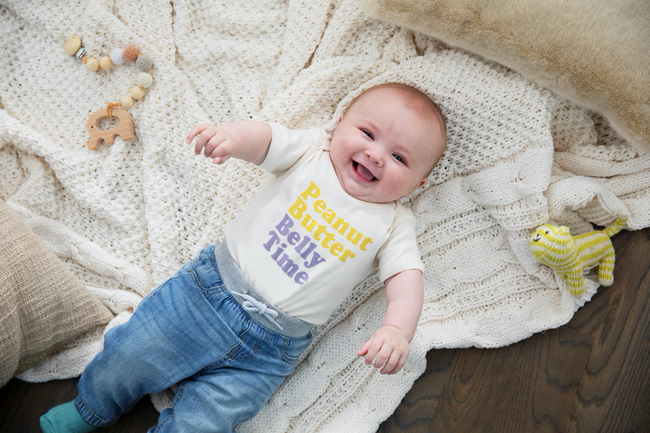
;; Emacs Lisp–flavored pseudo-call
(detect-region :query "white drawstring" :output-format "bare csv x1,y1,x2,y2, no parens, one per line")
232,292,284,330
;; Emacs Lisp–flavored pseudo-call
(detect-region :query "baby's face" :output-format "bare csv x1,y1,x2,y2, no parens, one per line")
330,87,445,203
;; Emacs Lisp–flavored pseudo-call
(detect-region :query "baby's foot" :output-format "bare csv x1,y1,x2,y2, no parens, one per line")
40,400,95,433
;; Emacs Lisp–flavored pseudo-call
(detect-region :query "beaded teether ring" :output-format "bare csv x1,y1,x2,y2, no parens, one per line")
65,35,154,150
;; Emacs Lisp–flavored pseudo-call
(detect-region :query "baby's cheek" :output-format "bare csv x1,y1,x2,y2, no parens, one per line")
388,173,409,195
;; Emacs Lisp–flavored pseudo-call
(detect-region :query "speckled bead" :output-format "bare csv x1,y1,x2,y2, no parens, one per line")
137,72,153,88
120,95,134,109
85,58,99,72
136,56,153,72
122,46,140,62
110,48,125,65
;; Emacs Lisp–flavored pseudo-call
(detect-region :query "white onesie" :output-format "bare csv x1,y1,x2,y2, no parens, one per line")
225,123,423,324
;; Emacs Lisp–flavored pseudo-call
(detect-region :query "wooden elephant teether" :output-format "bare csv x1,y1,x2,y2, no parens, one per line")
86,107,134,150
64,36,153,151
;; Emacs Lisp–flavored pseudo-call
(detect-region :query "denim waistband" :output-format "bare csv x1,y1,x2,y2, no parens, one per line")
214,241,313,338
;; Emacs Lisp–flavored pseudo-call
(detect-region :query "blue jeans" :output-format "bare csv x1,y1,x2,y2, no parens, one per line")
75,243,312,432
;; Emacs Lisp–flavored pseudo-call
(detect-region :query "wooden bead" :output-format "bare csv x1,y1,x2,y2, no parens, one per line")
122,46,140,62
85,57,99,72
99,56,113,70
130,87,144,100
137,72,153,88
64,36,81,56
120,95,134,109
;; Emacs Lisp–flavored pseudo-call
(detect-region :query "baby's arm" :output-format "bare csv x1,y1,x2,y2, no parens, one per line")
357,269,423,375
187,121,272,165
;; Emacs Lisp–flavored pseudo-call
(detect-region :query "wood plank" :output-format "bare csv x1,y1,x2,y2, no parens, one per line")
0,377,160,432
564,229,650,432
378,349,455,432
0,378,78,432
425,326,593,433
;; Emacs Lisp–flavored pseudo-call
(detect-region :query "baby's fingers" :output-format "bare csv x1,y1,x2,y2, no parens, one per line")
212,155,232,164
362,338,385,366
357,338,372,357
380,352,405,375
199,132,224,158
209,139,235,164
187,124,210,147
195,128,220,156
372,344,394,370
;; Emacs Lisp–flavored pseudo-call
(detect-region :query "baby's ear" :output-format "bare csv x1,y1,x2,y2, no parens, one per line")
406,179,428,197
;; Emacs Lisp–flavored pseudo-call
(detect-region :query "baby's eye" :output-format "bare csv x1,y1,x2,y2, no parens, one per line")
361,129,374,140
393,154,406,164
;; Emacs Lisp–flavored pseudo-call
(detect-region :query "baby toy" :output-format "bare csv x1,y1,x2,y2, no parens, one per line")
529,216,627,295
86,107,134,151
64,35,153,150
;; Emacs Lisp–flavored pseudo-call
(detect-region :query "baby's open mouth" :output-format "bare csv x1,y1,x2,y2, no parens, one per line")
353,161,376,182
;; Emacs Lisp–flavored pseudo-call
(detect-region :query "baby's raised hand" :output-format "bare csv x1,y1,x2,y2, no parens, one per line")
187,123,236,164
357,325,410,375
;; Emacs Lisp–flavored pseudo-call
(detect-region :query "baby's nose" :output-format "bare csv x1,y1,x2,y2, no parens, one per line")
365,149,383,166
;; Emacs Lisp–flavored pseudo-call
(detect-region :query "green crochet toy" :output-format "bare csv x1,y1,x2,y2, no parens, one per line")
529,216,627,295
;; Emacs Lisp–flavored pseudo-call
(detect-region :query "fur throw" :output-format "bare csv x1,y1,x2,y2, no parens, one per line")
359,0,650,154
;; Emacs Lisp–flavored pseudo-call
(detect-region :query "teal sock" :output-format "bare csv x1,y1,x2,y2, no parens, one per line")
40,400,96,433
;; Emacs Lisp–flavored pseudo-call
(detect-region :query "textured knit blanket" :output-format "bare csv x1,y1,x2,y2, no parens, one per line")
1,1,650,432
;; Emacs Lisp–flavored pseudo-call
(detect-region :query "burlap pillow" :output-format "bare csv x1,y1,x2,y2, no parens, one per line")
0,199,113,387
359,0,650,154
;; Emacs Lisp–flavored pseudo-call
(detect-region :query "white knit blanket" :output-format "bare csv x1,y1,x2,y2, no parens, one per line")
2,0,650,431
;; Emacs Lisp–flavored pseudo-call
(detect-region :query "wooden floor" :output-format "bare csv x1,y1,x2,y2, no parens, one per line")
1,228,648,433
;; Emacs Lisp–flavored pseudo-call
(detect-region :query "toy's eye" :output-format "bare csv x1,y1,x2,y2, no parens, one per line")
545,231,549,235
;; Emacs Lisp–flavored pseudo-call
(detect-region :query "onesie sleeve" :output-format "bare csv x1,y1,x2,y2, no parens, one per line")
259,123,328,176
376,204,424,283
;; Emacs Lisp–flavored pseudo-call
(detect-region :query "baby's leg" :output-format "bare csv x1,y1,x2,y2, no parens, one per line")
42,256,245,431
151,316,310,433
153,365,287,433
40,401,94,433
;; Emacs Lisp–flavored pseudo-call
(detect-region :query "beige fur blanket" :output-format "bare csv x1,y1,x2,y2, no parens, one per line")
360,0,650,154
1,0,649,432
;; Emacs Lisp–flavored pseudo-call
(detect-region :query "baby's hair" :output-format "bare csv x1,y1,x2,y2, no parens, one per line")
348,83,447,177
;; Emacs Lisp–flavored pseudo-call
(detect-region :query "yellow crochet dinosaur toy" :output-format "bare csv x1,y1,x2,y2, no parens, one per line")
529,216,627,295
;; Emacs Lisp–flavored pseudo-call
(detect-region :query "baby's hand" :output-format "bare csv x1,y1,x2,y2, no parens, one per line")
187,123,237,164
357,325,410,375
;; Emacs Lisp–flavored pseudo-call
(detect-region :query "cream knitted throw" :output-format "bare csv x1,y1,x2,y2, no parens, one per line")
1,0,649,431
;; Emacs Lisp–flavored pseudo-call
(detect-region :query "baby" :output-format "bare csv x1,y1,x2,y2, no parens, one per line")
40,83,447,433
